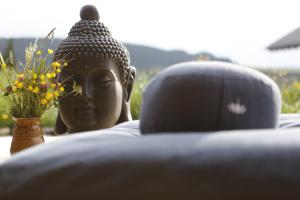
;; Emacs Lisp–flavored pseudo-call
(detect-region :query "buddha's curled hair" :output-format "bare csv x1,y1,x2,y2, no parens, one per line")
53,7,130,85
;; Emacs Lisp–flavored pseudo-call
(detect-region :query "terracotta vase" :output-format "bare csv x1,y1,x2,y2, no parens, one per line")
10,118,45,155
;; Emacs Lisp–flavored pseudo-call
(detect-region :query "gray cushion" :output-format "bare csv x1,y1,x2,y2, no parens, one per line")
1,122,300,199
140,61,282,133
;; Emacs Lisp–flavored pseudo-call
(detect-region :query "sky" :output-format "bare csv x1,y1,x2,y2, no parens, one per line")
1,0,300,68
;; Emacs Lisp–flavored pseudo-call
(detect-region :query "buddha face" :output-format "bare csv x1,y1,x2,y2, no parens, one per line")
58,58,123,133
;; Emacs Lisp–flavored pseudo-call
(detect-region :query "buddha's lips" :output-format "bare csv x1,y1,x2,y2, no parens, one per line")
76,108,95,111
75,107,96,116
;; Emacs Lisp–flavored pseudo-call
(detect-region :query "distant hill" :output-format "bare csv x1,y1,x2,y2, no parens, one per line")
0,38,232,69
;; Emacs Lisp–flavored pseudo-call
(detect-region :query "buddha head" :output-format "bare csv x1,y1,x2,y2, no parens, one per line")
53,5,135,134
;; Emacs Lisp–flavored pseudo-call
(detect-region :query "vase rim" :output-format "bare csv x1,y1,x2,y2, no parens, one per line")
12,117,41,120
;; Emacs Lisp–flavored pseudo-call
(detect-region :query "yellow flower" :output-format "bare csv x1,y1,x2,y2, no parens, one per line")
59,87,64,92
12,86,17,93
46,73,52,79
17,74,24,79
51,61,61,68
294,82,300,90
53,91,59,97
32,80,37,85
1,114,8,120
50,83,56,89
33,87,39,94
48,49,54,55
58,83,62,86
56,62,61,67
39,74,45,81
46,92,53,100
36,50,42,56
41,99,47,105
28,85,33,91
51,73,56,78
63,62,68,67
1,63,7,69
56,68,61,73
41,81,46,85
17,82,23,89
33,73,38,79
14,80,19,85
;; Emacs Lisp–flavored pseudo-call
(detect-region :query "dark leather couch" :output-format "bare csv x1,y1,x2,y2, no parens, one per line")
1,118,300,199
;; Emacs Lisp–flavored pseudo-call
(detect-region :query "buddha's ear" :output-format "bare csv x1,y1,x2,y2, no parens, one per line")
117,66,136,124
124,66,136,102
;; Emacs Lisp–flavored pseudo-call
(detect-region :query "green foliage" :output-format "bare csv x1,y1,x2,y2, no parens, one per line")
264,69,300,113
281,82,300,113
130,84,143,120
40,107,58,127
2,39,16,69
130,69,158,119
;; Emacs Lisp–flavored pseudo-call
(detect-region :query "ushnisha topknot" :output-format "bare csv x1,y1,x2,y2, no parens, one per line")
53,5,130,85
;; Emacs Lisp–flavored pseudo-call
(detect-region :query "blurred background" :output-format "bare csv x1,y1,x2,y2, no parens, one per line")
1,0,300,134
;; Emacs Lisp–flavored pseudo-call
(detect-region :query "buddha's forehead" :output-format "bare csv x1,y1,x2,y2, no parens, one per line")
66,58,120,75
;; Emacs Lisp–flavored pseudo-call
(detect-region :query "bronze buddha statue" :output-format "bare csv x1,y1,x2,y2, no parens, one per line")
53,5,135,134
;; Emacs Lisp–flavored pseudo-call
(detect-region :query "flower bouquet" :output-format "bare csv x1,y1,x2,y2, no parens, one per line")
0,30,72,154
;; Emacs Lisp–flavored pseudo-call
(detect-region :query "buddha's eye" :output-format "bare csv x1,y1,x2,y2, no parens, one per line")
93,72,115,85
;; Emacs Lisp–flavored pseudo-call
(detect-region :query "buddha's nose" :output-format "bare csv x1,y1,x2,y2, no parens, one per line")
81,81,93,100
